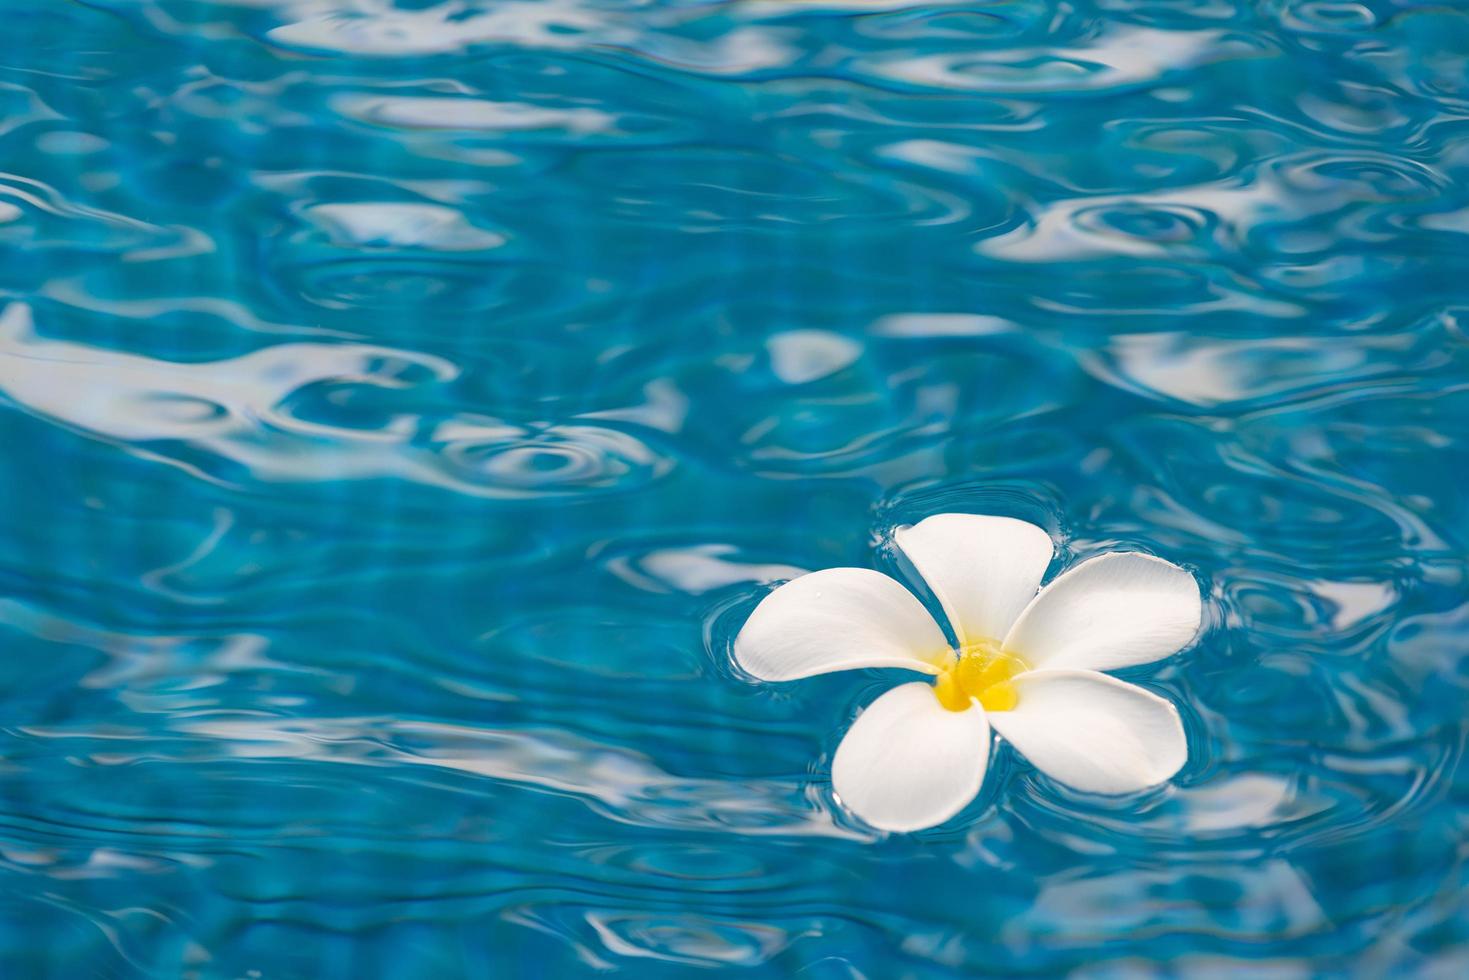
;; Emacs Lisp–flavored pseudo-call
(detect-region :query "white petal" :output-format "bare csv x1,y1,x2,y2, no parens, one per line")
989,669,1186,795
1003,552,1201,672
733,568,949,681
894,513,1054,646
831,682,991,831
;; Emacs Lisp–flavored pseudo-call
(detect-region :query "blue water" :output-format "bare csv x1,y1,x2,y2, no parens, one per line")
2,0,1467,975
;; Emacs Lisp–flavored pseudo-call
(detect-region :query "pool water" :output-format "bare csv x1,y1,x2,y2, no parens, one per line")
2,0,1468,975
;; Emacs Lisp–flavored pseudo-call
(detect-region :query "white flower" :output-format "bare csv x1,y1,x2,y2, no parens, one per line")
734,513,1202,832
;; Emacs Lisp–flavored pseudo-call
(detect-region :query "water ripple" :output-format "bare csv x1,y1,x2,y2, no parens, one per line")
3,0,1469,975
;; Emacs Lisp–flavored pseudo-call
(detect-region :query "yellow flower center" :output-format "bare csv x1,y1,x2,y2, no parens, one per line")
931,640,1027,712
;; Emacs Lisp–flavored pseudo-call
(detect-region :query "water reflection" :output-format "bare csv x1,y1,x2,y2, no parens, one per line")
2,0,1467,975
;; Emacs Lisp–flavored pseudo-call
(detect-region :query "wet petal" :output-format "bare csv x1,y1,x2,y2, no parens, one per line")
831,682,991,832
1003,552,1202,671
989,669,1186,795
894,513,1054,646
733,568,948,681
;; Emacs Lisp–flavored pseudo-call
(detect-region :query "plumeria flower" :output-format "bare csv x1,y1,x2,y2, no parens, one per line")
734,513,1202,832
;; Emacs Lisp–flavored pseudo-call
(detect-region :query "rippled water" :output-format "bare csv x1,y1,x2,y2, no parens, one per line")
2,0,1468,975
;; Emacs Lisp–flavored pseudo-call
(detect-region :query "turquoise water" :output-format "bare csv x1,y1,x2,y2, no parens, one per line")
2,0,1468,974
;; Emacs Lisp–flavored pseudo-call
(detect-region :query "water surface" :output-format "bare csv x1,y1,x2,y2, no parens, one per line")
2,0,1468,975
